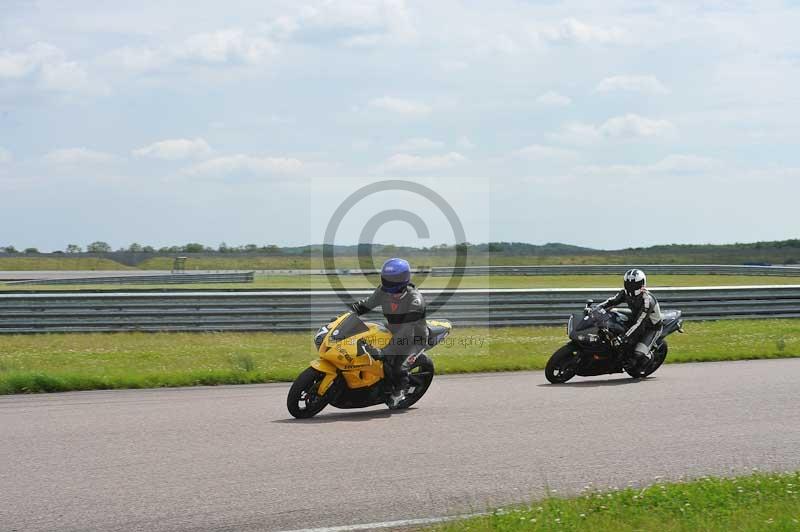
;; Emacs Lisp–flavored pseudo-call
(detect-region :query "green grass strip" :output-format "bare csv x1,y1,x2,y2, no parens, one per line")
431,472,800,531
0,319,798,394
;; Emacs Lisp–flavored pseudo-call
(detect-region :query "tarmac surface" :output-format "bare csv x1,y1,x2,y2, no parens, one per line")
2,358,799,531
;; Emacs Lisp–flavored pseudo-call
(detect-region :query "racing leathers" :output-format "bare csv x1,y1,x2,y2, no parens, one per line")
598,288,664,366
350,284,428,393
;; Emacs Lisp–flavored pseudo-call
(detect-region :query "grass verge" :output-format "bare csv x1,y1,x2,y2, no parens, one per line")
0,319,798,394
430,472,800,531
0,257,133,270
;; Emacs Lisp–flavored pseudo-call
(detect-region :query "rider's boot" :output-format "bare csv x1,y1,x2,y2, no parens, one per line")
387,389,406,409
631,343,653,376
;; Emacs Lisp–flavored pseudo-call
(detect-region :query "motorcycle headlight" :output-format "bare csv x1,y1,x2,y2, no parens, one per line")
313,326,328,349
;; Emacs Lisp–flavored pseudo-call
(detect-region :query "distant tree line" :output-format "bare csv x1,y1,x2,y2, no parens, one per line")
0,242,285,254
1,239,799,256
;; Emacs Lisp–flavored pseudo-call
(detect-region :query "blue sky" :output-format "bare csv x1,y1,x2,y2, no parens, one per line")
1,0,798,251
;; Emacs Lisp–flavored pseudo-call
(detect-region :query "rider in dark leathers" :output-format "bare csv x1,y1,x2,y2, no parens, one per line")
598,269,663,373
350,258,428,407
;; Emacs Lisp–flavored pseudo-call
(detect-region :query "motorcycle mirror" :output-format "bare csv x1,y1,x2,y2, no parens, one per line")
585,299,594,308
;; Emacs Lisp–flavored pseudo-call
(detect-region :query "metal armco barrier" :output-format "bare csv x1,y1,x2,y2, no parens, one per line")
430,265,800,277
7,272,255,286
0,285,798,333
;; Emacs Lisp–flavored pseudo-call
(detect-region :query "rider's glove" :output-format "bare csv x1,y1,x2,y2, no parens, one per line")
357,339,382,360
611,336,625,348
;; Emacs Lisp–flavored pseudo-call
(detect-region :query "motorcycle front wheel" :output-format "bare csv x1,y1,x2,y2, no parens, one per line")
545,344,579,384
287,367,331,419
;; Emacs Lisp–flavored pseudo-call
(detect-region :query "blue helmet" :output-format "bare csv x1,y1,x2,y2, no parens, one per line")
380,258,411,293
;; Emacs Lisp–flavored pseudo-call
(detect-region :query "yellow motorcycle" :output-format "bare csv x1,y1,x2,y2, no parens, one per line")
287,312,452,419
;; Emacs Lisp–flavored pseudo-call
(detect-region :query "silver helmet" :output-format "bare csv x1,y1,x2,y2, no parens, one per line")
623,269,646,297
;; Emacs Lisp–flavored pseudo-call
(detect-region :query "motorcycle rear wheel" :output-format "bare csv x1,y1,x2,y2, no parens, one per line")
545,344,578,384
287,367,330,419
626,340,668,379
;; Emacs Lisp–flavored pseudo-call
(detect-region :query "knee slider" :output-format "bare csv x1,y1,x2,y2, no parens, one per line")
634,343,650,358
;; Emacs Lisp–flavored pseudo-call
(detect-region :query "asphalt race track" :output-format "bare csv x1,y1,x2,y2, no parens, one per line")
2,359,800,531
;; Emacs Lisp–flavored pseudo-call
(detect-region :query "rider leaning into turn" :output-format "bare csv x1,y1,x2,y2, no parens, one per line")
349,258,428,408
597,269,664,372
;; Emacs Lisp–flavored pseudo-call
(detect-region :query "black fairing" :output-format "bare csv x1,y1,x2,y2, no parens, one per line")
569,311,596,334
568,307,634,375
329,383,387,409
568,308,626,344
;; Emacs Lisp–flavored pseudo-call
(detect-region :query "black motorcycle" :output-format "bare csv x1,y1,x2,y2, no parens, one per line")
545,300,684,383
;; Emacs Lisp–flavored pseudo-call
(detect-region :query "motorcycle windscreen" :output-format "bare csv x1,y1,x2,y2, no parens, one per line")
570,312,597,332
330,312,370,342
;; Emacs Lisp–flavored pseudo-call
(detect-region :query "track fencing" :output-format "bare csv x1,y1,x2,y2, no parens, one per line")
429,265,800,277
0,285,798,333
6,272,255,286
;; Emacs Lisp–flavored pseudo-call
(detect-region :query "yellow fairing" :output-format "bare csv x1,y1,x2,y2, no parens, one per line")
310,359,338,396
311,313,394,394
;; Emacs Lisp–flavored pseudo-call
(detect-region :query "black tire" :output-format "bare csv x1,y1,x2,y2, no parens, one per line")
546,343,579,384
393,354,435,410
642,341,668,378
626,340,668,379
287,367,331,419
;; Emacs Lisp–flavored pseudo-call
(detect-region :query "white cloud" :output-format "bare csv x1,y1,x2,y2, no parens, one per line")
184,154,303,177
105,47,167,72
536,91,572,106
393,137,444,152
368,96,431,116
133,138,212,160
382,152,466,173
514,144,577,161
580,154,721,178
176,29,275,64
0,43,59,79
548,114,676,144
273,0,417,48
542,18,626,45
105,29,275,73
0,42,100,94
600,114,676,139
596,75,670,95
0,148,12,164
456,136,476,150
649,154,719,173
44,148,118,165
546,123,603,145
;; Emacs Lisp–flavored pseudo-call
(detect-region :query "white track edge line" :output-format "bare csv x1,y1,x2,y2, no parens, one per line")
276,512,488,532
